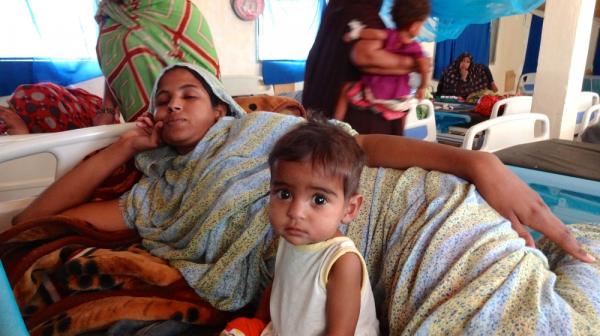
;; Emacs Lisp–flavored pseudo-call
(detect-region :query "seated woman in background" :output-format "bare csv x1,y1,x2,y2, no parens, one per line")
436,52,498,98
0,83,112,135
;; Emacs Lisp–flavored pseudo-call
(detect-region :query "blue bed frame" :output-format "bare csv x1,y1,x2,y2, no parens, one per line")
508,165,600,226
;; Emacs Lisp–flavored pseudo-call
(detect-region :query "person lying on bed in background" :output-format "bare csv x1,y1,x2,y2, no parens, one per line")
96,0,220,122
12,62,598,333
0,82,115,135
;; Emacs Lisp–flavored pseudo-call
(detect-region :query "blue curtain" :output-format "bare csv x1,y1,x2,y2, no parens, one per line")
433,24,491,80
522,15,544,74
0,0,101,96
380,0,544,41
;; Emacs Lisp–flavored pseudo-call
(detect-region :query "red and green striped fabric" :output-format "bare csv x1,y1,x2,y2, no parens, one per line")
96,0,220,121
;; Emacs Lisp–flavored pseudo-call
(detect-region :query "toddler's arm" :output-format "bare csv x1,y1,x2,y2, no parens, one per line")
345,20,415,76
326,253,362,335
416,56,432,99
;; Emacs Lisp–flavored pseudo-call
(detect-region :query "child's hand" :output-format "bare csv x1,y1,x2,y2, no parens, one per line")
121,113,163,152
416,57,432,75
345,20,365,42
343,31,355,43
416,88,426,100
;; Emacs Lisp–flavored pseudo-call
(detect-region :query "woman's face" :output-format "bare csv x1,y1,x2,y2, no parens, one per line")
153,68,225,154
459,56,471,71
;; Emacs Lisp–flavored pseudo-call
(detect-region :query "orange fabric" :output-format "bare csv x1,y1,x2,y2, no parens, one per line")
222,317,267,336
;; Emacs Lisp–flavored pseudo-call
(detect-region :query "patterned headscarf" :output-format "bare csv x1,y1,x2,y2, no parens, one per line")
149,63,245,118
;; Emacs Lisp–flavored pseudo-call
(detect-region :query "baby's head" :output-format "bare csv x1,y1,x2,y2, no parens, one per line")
268,120,366,245
269,120,366,199
391,0,431,37
151,65,230,154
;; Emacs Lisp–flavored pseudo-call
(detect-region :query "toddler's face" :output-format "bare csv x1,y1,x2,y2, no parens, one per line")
269,160,360,245
408,20,425,39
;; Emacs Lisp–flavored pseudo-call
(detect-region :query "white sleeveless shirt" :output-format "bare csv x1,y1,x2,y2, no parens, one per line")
265,236,379,336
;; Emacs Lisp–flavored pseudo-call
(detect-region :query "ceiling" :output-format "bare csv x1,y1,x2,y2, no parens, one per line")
537,3,600,19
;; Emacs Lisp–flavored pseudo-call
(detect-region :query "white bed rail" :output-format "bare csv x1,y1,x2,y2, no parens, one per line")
0,123,135,178
0,123,135,229
461,113,550,152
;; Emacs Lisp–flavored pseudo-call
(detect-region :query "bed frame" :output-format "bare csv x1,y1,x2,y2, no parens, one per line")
0,123,135,230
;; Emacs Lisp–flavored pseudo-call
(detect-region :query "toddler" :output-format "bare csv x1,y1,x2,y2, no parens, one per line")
261,120,379,335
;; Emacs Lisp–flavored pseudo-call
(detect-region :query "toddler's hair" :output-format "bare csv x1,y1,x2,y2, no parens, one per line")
392,0,431,30
268,119,366,199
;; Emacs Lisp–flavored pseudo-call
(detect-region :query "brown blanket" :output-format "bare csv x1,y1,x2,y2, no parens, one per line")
0,215,237,335
0,161,239,335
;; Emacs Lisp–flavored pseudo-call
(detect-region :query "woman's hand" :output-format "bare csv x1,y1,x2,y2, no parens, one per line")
0,106,29,135
120,113,163,153
470,154,595,263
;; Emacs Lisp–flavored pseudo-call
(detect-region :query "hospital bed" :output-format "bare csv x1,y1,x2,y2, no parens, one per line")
0,124,132,335
1,120,600,335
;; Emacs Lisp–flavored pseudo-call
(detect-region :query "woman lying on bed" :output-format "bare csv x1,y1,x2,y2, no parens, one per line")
14,63,599,333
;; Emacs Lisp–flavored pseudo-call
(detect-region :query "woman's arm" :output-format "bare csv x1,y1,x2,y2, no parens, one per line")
14,117,163,230
355,134,595,263
326,253,362,335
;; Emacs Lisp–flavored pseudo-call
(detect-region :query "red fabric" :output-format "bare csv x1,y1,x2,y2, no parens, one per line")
223,317,267,336
474,94,512,117
474,95,501,117
8,83,102,133
346,82,409,120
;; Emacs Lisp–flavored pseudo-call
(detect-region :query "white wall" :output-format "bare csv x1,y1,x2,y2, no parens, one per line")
489,14,532,94
194,1,260,77
488,11,600,94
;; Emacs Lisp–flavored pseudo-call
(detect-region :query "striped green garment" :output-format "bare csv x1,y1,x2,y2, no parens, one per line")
122,64,600,334
96,0,220,121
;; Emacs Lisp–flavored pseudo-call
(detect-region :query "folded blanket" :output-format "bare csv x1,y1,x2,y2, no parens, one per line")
233,95,306,117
